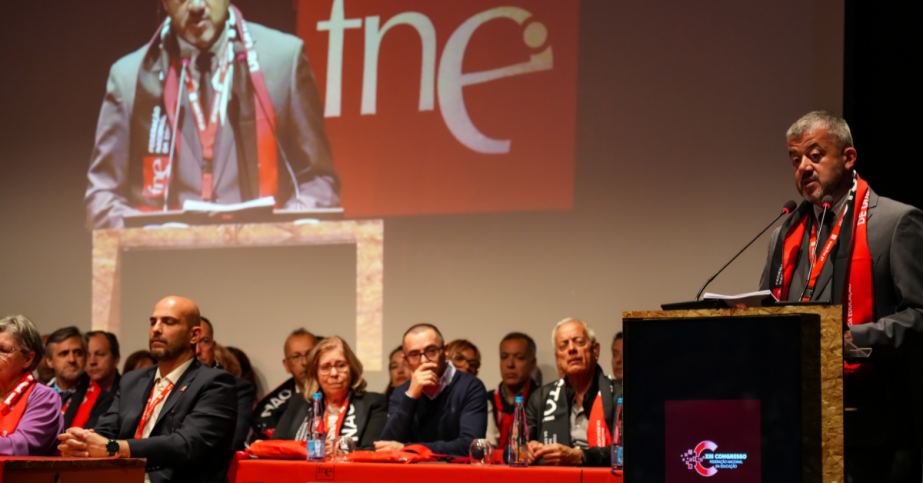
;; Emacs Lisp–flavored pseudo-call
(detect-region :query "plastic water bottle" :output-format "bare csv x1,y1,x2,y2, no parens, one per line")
509,396,528,467
612,397,624,472
307,393,326,462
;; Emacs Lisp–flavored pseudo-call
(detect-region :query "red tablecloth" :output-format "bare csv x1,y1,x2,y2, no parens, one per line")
232,459,623,483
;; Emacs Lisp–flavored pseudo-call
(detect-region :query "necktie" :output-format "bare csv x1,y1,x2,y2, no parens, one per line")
197,52,214,108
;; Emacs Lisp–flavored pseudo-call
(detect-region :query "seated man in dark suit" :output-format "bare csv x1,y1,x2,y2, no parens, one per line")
526,318,621,467
44,327,115,431
196,316,254,451
57,296,237,483
376,324,487,457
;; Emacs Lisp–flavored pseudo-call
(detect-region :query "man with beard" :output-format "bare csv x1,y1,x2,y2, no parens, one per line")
85,331,122,394
57,296,237,483
759,111,923,483
45,327,115,430
250,328,317,441
526,318,621,467
376,324,487,457
486,332,538,450
84,0,338,229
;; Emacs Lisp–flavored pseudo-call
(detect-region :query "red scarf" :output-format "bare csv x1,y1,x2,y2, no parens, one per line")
62,380,102,429
142,6,278,209
0,373,37,437
494,381,530,449
775,174,875,372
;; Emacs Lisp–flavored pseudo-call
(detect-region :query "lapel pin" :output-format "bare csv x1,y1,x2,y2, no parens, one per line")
181,386,187,392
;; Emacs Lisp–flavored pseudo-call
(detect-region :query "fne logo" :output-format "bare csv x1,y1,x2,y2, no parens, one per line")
680,440,748,477
297,0,579,217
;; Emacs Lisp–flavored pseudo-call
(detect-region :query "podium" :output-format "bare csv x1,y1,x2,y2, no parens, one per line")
621,305,843,483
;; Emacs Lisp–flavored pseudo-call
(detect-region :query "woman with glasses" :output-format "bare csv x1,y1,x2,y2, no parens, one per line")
0,315,65,456
273,336,387,451
446,339,481,376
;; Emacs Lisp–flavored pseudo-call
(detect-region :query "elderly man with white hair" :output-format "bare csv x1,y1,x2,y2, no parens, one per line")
525,318,621,467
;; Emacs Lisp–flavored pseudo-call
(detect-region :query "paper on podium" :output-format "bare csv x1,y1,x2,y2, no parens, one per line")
702,290,778,309
182,196,275,212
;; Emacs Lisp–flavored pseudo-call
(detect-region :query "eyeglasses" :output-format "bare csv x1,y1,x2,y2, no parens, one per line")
0,345,28,359
404,345,445,364
454,356,480,373
318,362,349,375
286,352,311,364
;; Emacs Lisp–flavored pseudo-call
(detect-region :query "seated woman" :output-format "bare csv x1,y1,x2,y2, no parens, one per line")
0,315,65,456
384,345,410,403
446,339,481,376
273,336,387,451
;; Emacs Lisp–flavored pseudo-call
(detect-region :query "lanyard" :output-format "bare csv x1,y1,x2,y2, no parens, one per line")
178,39,233,201
324,396,350,438
801,199,850,301
135,380,175,439
494,381,530,426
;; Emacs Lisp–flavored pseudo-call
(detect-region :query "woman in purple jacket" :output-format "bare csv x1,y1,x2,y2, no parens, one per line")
0,315,64,456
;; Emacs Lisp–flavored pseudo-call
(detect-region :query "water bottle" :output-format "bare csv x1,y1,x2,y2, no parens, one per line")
611,397,624,472
307,393,326,462
509,396,528,467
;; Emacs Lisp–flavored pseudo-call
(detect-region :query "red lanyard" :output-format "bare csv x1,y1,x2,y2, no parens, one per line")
177,39,232,201
324,396,349,437
801,203,849,301
135,381,175,439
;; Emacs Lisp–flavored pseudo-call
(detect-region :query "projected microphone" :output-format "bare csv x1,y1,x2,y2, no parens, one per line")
799,195,834,300
695,200,798,301
163,58,189,212
235,50,305,210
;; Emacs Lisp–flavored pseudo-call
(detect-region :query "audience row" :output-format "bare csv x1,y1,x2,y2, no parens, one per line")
0,296,625,480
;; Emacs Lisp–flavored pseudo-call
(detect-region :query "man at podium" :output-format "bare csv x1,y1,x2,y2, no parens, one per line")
84,0,340,229
759,111,923,482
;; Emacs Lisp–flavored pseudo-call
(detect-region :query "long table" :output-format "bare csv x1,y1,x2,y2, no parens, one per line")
231,459,623,483
0,457,146,483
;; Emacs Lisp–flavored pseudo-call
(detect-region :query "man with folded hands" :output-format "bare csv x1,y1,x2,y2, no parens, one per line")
526,318,621,467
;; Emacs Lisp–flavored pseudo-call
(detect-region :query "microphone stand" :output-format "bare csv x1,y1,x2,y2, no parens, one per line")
163,59,189,212
694,209,791,301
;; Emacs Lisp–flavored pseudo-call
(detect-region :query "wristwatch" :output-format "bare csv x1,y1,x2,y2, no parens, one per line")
106,439,120,457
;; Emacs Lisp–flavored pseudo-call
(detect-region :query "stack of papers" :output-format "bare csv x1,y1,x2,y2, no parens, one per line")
702,290,778,309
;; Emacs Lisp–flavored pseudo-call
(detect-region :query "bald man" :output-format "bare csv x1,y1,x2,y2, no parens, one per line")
57,296,238,483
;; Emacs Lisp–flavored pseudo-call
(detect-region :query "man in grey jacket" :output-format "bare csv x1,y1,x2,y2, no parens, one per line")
759,111,923,483
84,0,339,229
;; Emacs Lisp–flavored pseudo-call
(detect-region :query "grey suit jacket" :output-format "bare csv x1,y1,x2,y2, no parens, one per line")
85,23,338,229
760,188,923,447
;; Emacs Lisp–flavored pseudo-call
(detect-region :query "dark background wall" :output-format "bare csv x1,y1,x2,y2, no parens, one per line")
844,0,922,211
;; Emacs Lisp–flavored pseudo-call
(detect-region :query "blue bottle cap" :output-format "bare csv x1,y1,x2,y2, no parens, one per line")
515,396,523,402
313,393,322,399
617,398,623,404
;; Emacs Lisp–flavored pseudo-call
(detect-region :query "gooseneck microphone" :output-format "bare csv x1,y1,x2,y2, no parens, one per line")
235,51,305,210
799,194,834,300
695,200,798,301
163,58,190,212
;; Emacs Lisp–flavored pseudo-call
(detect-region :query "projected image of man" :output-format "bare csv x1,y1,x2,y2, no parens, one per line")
84,0,339,229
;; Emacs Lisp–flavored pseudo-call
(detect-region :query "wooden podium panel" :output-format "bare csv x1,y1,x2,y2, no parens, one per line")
0,458,146,483
91,220,384,370
623,305,844,483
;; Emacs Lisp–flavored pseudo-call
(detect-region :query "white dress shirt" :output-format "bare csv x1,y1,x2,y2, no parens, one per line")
139,356,195,439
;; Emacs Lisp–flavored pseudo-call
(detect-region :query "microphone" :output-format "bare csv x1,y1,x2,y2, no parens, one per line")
695,200,798,301
163,58,190,212
235,50,305,210
799,195,834,299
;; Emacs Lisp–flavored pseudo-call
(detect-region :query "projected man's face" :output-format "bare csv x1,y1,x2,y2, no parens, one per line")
163,0,232,51
554,322,599,378
788,128,857,206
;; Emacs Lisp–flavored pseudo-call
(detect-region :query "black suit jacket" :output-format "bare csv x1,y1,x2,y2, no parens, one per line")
58,373,115,430
272,390,388,451
234,377,255,451
761,189,923,447
94,358,238,483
